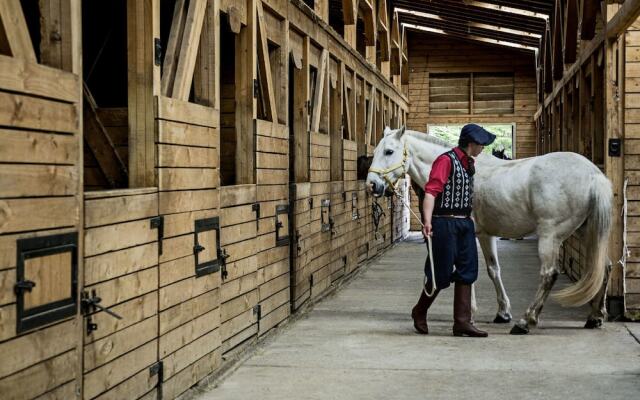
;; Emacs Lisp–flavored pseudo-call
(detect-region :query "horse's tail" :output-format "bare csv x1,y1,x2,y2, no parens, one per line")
552,173,612,307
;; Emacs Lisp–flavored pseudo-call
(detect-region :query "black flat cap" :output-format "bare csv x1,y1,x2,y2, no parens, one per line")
460,124,496,145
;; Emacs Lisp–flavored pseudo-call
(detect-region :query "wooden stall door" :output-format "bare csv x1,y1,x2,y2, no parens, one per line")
290,183,311,310
82,189,161,400
0,1,83,399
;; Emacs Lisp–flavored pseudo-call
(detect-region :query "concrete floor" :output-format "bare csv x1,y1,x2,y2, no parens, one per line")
196,234,640,400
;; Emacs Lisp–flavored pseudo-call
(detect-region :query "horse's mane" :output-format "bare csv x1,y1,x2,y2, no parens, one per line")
404,129,454,149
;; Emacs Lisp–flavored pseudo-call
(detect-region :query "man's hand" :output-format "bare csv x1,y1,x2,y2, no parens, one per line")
422,221,432,239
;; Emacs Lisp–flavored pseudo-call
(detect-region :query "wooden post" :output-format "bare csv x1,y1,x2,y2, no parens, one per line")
293,36,310,182
127,0,159,187
235,0,257,184
331,61,344,181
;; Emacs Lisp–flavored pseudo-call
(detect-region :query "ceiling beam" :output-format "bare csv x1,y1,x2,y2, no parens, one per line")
462,0,550,20
398,13,540,47
580,0,598,40
607,0,640,39
403,23,538,51
393,0,547,33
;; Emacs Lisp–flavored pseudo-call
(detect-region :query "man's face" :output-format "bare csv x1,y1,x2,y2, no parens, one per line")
468,142,484,157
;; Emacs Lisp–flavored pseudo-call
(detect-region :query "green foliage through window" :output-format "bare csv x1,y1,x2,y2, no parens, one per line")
427,124,514,158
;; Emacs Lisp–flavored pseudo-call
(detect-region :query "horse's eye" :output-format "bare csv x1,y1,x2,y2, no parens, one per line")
385,149,394,156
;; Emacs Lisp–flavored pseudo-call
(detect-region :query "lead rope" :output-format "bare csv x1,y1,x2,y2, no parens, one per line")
390,185,437,297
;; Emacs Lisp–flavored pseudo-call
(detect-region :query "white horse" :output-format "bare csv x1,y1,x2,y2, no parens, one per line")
367,126,613,334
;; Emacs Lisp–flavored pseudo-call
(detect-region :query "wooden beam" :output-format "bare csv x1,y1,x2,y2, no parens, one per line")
330,60,343,180
83,83,128,188
311,49,328,132
0,0,36,62
544,23,553,92
366,85,375,146
38,0,73,72
342,65,352,140
564,0,578,64
552,0,564,80
161,0,187,96
127,0,158,187
293,36,309,182
580,0,598,40
193,0,219,108
256,0,277,122
378,0,390,61
607,0,640,39
172,0,207,100
343,0,356,25
462,0,549,20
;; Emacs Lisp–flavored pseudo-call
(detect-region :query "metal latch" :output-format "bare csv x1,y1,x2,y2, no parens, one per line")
252,203,261,230
14,280,36,295
150,216,164,255
154,38,162,66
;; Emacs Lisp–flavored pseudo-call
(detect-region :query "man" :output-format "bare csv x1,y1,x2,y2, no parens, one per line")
411,124,496,337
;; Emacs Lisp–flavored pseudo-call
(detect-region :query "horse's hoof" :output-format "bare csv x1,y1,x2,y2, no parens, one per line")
584,319,603,329
493,314,512,324
509,324,529,335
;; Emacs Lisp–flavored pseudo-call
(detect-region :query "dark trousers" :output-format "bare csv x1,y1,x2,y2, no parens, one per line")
424,217,478,289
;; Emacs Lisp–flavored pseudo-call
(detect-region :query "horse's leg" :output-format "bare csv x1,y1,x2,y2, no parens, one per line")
478,235,512,323
585,258,612,329
510,235,560,335
470,283,477,323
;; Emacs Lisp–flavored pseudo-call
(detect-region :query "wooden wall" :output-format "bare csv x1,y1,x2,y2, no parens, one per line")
0,1,408,399
405,31,538,159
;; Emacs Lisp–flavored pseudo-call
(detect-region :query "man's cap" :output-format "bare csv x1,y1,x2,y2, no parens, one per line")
460,124,496,145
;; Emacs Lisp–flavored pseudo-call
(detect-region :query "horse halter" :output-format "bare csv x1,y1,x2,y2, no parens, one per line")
368,146,409,189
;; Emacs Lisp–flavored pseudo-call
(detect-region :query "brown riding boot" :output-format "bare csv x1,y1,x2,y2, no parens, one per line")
411,286,439,334
453,282,488,337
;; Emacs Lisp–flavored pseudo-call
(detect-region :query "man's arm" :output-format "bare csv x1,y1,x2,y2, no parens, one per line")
422,193,435,238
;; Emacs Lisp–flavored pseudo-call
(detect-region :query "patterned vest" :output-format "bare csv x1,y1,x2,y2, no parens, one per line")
433,150,473,216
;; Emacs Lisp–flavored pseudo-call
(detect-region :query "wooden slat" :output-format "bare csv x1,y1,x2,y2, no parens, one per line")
158,168,218,190
84,219,156,257
157,120,218,147
85,242,158,286
0,0,36,61
156,96,218,128
172,0,207,100
256,0,278,122
159,189,218,214
0,55,78,102
161,0,188,96
84,192,157,228
0,197,78,234
0,91,78,133
311,49,328,132
0,165,77,197
159,288,219,335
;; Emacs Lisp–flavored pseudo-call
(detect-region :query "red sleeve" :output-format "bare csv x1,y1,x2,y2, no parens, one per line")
424,155,451,197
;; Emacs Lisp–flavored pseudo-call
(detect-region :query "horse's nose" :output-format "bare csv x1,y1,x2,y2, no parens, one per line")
370,181,378,193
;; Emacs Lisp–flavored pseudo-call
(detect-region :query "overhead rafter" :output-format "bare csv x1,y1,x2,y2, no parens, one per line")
462,0,550,20
403,23,538,52
394,0,547,34
580,0,598,40
397,7,541,47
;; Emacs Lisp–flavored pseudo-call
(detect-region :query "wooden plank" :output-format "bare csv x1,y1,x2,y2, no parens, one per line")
156,96,218,128
0,0,36,61
0,197,78,234
159,189,218,214
0,55,78,102
0,91,77,133
85,267,157,308
0,349,76,400
85,292,157,343
163,208,217,238
159,307,219,358
83,340,157,400
159,289,219,335
172,0,207,100
158,167,218,190
162,327,220,380
157,120,217,147
0,165,77,197
158,144,218,168
256,135,288,154
84,219,156,257
161,348,220,400
85,242,157,287
92,367,158,400
84,316,157,372
311,49,328,132
256,0,278,122
161,0,187,96
159,273,219,311
0,319,75,379
0,129,77,165
220,184,257,207
85,192,158,228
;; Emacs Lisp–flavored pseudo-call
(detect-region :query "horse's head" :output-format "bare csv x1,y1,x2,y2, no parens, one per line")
367,126,408,197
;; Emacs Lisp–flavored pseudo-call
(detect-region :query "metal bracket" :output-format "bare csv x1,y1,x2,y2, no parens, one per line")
253,304,262,320
308,197,314,209
275,204,290,246
341,192,347,202
150,361,163,379
321,199,331,232
252,203,261,230
254,79,260,98
309,274,314,287
86,318,98,335
14,280,36,295
154,38,162,66
150,216,164,255
351,192,359,220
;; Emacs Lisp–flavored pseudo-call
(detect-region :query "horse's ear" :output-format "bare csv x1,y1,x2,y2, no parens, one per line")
394,126,406,138
383,126,392,137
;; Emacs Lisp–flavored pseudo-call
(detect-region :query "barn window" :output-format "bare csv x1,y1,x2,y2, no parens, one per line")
429,72,515,115
428,124,516,159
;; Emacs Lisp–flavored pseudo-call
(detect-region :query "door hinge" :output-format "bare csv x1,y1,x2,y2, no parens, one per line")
154,38,162,66
150,361,163,383
252,203,261,230
309,274,314,287
253,304,262,320
150,216,164,255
